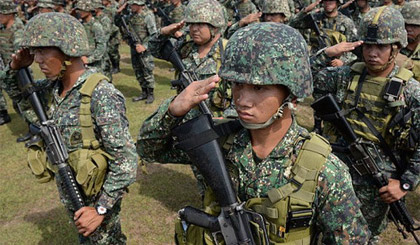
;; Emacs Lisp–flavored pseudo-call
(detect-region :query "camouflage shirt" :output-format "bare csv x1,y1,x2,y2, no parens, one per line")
128,8,157,49
83,18,107,66
3,68,138,210
137,99,370,244
0,17,24,65
400,44,420,81
168,4,186,23
237,0,258,19
311,52,420,190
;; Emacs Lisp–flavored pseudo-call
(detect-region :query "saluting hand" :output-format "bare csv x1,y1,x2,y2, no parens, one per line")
169,75,220,117
10,48,34,70
161,20,185,36
74,207,105,237
379,178,407,203
304,0,322,13
324,41,363,58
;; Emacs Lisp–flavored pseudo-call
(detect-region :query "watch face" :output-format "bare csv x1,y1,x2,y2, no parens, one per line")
402,183,410,191
97,206,107,215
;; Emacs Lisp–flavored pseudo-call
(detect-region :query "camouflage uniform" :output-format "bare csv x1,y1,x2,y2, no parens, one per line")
289,4,358,64
0,0,22,124
168,3,186,23
311,7,420,240
103,2,122,74
261,0,292,22
237,0,258,19
3,13,138,244
399,1,420,81
35,0,56,13
75,1,108,74
138,23,370,244
93,0,113,81
126,0,157,102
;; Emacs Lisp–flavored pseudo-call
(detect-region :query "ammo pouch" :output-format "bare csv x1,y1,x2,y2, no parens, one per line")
27,138,55,183
67,148,112,197
25,73,111,197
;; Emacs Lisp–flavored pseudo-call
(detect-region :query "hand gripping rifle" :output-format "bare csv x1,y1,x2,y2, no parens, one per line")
311,94,420,244
120,14,147,67
160,39,269,245
17,68,85,211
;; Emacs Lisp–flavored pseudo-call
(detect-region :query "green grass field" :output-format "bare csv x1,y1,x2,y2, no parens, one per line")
0,44,419,244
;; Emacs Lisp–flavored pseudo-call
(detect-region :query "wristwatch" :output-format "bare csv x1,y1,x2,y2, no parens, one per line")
400,181,411,191
96,205,108,215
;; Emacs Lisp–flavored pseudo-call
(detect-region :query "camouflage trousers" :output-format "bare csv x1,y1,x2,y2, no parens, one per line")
0,89,7,111
55,175,127,245
102,54,113,83
108,33,121,67
130,48,155,89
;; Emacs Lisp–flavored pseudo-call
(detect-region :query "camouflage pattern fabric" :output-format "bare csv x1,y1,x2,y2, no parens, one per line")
75,0,96,12
350,8,370,32
20,13,90,57
261,0,292,20
237,0,258,19
129,0,146,5
400,0,420,26
0,0,17,14
82,18,107,72
36,0,56,9
185,0,226,28
128,8,157,89
3,68,138,244
220,23,312,98
136,99,370,244
168,4,186,23
95,12,113,80
103,4,122,72
311,53,420,238
400,1,420,81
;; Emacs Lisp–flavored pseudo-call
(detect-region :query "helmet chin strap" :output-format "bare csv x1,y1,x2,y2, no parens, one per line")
239,95,296,130
365,44,399,72
54,60,72,80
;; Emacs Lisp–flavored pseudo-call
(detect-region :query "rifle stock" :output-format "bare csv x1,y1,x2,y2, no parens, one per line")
311,94,420,244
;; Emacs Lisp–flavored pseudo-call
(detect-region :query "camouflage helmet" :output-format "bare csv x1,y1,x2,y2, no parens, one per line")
185,0,226,28
75,0,96,11
0,0,17,15
401,1,420,26
359,6,407,47
36,0,56,9
262,0,291,19
52,0,65,6
128,0,146,5
20,12,90,57
219,22,312,99
92,0,105,9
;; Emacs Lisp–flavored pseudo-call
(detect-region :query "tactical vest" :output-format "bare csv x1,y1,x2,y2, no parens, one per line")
0,28,15,63
341,62,413,146
27,73,112,197
175,132,331,245
309,18,347,50
130,10,153,43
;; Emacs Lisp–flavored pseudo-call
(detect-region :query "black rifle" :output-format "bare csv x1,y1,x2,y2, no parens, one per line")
311,94,420,244
160,39,268,245
302,13,332,49
17,68,85,212
120,14,147,67
146,0,173,26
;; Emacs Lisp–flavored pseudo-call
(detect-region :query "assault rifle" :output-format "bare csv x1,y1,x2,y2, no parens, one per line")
17,68,85,212
120,14,146,67
146,0,173,26
311,94,420,244
160,39,269,245
302,13,332,49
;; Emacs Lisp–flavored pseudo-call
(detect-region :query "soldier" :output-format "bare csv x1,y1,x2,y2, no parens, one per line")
311,6,420,242
102,0,122,74
350,0,371,32
261,0,292,23
34,0,56,14
75,1,108,76
4,12,137,244
236,0,258,19
52,0,68,13
168,0,186,24
399,1,420,81
0,0,21,126
137,22,370,244
118,0,157,104
289,0,358,66
93,0,113,81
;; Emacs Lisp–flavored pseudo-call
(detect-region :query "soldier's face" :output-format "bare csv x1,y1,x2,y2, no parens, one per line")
232,83,289,124
356,0,368,8
0,14,13,25
362,43,392,69
38,7,54,13
405,24,420,43
31,47,66,79
323,0,338,13
263,13,286,23
189,23,212,45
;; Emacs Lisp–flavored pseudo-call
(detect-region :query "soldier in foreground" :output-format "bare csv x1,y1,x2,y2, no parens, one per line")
4,13,137,244
138,22,370,244
311,6,420,243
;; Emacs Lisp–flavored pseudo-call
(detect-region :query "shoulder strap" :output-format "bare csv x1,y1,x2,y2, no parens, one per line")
394,67,413,82
267,133,331,204
79,73,109,149
350,62,366,74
